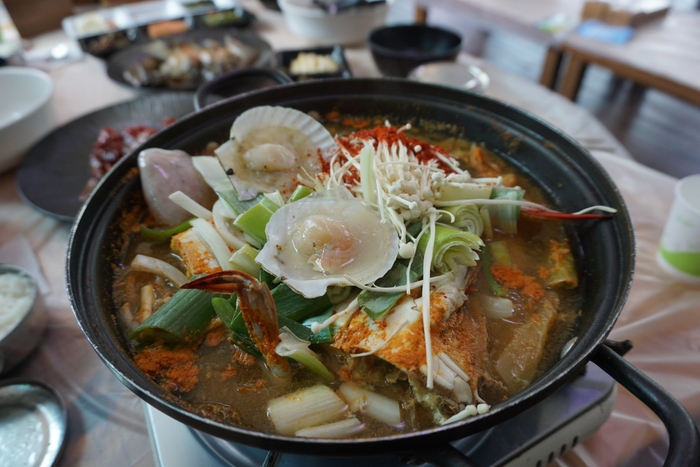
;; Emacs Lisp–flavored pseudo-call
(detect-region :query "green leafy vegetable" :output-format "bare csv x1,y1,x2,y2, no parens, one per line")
228,283,332,333
259,268,279,289
303,307,334,344
212,296,237,329
358,261,420,321
139,219,192,242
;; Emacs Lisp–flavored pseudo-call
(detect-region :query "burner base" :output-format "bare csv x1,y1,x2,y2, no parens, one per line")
145,363,616,467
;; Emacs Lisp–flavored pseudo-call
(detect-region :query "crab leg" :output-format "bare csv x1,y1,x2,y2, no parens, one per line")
182,271,290,379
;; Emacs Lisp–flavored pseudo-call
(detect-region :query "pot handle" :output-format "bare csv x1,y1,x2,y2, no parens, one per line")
592,343,700,467
194,68,293,111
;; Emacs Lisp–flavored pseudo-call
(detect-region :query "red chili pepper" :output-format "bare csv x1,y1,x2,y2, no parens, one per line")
521,208,614,220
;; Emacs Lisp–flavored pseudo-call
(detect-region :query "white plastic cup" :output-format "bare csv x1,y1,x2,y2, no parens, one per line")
657,174,700,283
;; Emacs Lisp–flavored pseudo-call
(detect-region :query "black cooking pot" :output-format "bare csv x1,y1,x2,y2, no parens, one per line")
67,78,699,466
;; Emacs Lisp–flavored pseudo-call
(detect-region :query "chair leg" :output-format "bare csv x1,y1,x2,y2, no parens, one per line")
415,5,428,23
558,53,588,101
540,46,563,89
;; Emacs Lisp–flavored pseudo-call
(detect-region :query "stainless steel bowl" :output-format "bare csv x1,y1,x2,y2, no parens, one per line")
0,264,47,374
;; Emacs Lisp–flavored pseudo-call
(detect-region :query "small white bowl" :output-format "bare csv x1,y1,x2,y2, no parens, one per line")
278,0,388,45
0,67,54,173
0,265,47,374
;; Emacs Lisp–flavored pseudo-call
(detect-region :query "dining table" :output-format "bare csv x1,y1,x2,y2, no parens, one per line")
1,1,698,466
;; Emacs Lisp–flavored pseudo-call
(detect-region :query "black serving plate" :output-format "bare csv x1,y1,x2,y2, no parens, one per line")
106,28,273,92
275,46,352,81
17,93,195,222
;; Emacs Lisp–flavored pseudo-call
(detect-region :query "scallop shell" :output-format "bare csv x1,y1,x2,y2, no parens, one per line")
230,106,337,154
215,106,338,200
256,187,399,298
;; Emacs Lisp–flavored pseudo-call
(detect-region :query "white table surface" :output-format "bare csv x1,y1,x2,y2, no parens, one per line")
2,2,698,467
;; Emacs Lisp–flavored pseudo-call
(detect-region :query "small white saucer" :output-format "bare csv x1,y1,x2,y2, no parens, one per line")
408,62,490,93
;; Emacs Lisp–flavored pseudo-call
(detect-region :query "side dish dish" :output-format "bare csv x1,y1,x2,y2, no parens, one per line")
81,120,176,200
123,35,258,89
289,52,340,75
114,106,614,438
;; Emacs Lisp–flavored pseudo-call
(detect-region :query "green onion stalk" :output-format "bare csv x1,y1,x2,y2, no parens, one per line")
129,288,216,342
139,219,192,242
489,187,525,234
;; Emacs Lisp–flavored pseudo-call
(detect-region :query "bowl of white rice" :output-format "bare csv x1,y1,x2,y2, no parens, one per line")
0,265,46,374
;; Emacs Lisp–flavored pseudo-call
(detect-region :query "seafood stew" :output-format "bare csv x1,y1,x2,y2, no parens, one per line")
111,106,609,439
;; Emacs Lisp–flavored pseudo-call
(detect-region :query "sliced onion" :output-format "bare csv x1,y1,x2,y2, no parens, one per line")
168,191,212,220
192,156,233,192
213,200,247,250
130,254,187,288
477,294,514,319
190,218,235,271
276,328,333,381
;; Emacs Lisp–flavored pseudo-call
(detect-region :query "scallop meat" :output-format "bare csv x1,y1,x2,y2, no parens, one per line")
215,106,338,200
256,187,399,298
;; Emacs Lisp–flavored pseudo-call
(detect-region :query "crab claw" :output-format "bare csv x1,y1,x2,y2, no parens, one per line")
183,271,290,379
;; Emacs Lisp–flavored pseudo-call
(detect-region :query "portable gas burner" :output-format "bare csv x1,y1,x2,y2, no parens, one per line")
145,363,616,467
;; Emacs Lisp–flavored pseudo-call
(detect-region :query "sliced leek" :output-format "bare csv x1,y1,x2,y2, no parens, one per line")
129,287,215,342
440,204,483,236
228,244,260,277
267,385,347,435
338,382,401,425
295,417,363,438
217,189,263,215
417,224,483,273
489,187,525,234
288,185,313,203
233,202,275,245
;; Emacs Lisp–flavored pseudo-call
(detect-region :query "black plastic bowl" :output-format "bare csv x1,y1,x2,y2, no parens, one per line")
368,24,462,77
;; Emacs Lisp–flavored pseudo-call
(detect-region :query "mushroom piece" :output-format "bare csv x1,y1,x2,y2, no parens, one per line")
138,148,216,226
